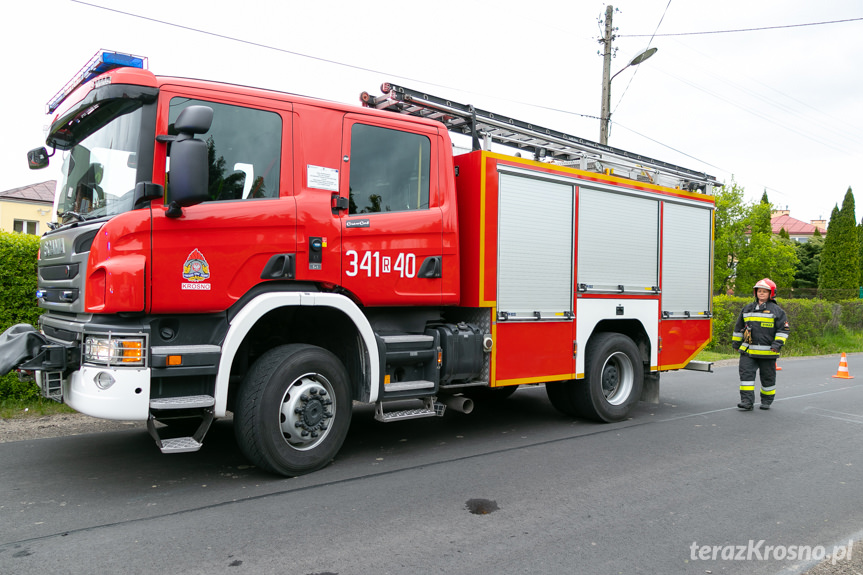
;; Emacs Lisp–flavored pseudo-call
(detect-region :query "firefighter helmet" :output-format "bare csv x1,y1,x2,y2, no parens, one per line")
753,278,777,299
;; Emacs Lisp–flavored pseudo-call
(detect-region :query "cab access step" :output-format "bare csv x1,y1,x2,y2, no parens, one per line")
146,395,215,453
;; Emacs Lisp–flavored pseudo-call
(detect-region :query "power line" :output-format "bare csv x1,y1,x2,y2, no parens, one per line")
70,0,602,123
69,0,453,91
619,17,863,37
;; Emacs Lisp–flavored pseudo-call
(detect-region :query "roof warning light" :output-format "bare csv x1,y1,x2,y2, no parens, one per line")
47,49,147,114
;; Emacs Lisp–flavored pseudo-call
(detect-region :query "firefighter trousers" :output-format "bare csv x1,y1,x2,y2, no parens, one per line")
738,354,777,406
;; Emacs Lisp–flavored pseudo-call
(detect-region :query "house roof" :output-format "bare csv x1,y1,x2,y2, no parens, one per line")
0,180,56,204
771,214,825,236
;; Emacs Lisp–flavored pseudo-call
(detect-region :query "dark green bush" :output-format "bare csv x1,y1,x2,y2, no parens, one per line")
839,300,863,331
708,294,860,354
0,232,41,329
0,232,42,401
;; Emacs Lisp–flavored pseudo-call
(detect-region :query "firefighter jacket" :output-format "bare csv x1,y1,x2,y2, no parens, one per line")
731,300,790,358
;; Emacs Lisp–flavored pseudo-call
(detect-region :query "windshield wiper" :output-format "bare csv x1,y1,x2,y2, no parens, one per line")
59,211,86,224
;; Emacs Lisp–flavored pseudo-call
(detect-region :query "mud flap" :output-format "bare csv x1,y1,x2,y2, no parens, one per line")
641,371,660,404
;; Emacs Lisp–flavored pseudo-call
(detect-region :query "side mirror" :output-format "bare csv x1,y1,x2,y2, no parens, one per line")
168,137,209,209
27,147,50,170
166,106,214,217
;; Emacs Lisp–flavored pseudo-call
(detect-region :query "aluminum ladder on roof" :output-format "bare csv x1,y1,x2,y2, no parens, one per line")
361,82,719,192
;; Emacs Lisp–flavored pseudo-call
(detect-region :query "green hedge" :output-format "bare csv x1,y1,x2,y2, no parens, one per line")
0,232,42,401
709,294,859,354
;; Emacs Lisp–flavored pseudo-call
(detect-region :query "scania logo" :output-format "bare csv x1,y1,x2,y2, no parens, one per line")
41,238,66,258
346,219,370,228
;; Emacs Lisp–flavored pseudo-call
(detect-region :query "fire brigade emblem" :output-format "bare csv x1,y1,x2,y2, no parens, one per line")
183,249,210,282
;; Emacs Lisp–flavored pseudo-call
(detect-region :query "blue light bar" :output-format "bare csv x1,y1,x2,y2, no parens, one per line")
46,50,148,114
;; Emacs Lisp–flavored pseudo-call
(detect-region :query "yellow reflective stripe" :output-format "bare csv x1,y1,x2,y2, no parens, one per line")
732,335,743,342
761,388,776,396
740,385,755,391
748,349,779,356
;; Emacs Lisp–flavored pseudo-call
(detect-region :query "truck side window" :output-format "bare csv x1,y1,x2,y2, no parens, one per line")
349,124,430,214
167,98,281,201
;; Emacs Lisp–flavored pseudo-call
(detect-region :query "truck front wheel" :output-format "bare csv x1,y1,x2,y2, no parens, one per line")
234,344,352,476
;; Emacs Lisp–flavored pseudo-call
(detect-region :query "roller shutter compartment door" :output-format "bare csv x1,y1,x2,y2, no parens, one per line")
497,173,574,319
577,188,659,291
661,202,712,316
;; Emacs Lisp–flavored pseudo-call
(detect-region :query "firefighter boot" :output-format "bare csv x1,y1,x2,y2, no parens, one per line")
738,384,755,411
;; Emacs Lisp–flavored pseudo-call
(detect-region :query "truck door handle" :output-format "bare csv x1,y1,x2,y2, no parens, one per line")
418,256,442,278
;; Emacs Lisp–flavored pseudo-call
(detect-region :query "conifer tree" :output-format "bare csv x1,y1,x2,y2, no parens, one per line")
819,188,860,299
819,204,842,296
858,216,863,286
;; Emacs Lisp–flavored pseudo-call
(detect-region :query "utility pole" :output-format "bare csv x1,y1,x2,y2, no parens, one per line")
599,4,614,145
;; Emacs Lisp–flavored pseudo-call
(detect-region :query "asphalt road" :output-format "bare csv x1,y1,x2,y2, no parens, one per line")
1,354,862,575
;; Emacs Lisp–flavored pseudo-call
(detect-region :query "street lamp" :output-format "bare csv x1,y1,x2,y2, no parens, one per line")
599,46,658,145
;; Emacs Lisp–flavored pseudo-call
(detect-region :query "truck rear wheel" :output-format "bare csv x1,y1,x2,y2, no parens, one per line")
575,333,643,422
545,380,578,415
546,333,643,422
234,344,352,476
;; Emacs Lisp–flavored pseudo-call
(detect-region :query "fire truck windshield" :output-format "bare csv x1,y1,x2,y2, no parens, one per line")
55,102,144,223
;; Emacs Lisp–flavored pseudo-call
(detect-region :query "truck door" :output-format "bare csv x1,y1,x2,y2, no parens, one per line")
339,116,443,306
150,91,293,313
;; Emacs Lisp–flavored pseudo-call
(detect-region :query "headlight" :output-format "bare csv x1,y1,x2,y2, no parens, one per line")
83,335,146,366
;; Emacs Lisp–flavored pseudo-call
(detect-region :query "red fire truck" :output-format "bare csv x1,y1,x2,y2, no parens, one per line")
6,51,716,476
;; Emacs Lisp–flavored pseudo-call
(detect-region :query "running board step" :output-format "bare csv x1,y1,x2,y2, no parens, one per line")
383,379,435,393
157,436,203,454
375,397,446,422
150,395,215,410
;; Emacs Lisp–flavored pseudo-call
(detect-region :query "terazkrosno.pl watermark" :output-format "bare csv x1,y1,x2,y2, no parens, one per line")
690,540,853,564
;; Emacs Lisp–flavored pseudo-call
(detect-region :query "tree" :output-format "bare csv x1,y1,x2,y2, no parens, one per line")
779,227,790,240
819,188,860,299
734,197,797,294
793,236,823,289
858,216,863,286
712,180,751,294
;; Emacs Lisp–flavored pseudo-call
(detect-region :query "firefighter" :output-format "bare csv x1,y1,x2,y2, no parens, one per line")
731,278,790,410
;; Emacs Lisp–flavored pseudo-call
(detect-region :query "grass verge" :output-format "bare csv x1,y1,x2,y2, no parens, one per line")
0,398,75,420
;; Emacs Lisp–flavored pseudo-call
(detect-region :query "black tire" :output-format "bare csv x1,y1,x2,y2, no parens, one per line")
573,333,643,422
233,344,352,476
546,380,578,415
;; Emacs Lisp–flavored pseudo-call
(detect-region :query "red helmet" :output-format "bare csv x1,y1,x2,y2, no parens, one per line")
753,278,777,299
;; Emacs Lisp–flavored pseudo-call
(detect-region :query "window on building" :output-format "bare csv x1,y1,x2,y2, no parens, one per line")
349,124,430,214
13,220,38,235
167,98,282,202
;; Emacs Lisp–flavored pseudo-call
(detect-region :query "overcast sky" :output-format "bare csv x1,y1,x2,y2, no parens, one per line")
3,0,862,223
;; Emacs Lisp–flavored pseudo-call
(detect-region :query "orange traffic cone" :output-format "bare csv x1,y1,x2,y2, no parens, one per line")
832,353,854,379
776,364,782,371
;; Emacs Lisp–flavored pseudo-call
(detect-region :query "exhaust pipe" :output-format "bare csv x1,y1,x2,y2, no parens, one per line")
441,394,474,414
